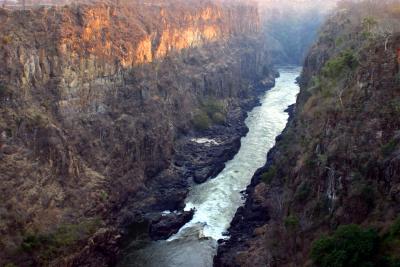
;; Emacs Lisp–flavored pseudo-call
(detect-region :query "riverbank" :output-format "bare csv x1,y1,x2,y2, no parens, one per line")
116,66,300,267
64,72,278,266
214,66,301,266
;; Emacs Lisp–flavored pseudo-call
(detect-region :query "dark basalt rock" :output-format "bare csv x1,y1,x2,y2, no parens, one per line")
149,210,195,240
194,167,214,183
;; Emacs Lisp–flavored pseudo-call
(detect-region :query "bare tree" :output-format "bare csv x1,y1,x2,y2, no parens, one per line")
374,18,399,51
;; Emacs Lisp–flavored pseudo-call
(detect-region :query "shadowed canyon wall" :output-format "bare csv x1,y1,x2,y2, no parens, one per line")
216,1,400,266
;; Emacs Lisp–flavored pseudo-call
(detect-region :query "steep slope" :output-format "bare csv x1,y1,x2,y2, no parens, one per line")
216,1,400,266
0,1,274,265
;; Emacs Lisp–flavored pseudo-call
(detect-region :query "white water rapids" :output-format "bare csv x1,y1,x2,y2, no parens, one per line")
118,66,301,267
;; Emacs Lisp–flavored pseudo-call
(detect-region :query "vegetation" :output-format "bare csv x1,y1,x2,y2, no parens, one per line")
192,112,211,131
2,35,13,45
362,16,378,36
396,72,400,85
311,224,379,267
193,98,227,130
284,215,299,231
21,219,101,262
382,139,398,156
260,166,277,184
294,181,311,202
350,181,375,210
311,220,400,267
211,112,226,125
322,50,358,79
100,190,109,201
0,82,8,97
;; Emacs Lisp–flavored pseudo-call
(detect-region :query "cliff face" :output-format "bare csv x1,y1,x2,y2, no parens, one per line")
216,2,400,266
0,1,272,265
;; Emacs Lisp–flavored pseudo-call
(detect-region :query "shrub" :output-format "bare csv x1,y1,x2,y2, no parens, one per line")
335,37,344,47
211,112,226,125
21,219,101,261
201,98,225,117
261,166,277,184
284,215,299,231
382,139,398,156
379,217,400,267
362,16,378,33
2,35,12,45
311,224,379,267
192,112,211,131
389,217,400,238
360,185,375,209
322,50,358,79
21,234,50,252
100,191,108,201
313,196,331,217
194,98,226,129
395,72,400,85
295,181,312,202
0,82,9,97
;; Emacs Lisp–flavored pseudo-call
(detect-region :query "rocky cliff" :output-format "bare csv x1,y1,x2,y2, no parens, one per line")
216,1,400,266
0,1,274,266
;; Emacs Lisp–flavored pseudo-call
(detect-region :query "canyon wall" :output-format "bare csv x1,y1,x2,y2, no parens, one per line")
259,0,336,65
0,1,273,265
216,1,400,266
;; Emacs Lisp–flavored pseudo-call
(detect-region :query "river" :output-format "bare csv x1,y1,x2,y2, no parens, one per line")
118,66,302,267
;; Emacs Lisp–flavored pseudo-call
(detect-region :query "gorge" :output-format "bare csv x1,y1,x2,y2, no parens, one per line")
117,66,301,267
1,0,399,267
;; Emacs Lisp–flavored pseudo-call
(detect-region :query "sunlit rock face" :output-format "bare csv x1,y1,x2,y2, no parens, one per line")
4,1,260,115
0,0,272,265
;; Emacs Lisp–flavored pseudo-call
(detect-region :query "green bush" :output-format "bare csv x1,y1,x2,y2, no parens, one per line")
311,224,379,267
396,72,400,85
192,112,211,131
21,219,101,260
0,82,8,96
295,181,312,202
261,166,277,184
202,99,225,116
21,234,50,252
211,112,226,125
284,215,299,231
389,217,400,238
322,50,358,79
193,98,226,130
382,139,398,156
335,37,344,47
379,218,400,267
